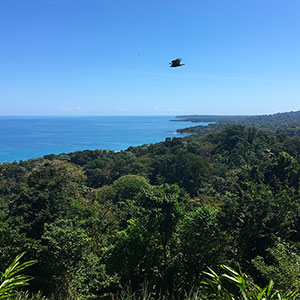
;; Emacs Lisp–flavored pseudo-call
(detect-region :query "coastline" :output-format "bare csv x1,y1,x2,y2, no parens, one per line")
0,116,199,163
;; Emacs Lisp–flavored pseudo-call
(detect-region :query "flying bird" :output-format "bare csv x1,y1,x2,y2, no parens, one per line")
169,58,185,67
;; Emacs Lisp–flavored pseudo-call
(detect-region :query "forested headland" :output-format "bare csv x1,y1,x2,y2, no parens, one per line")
1,111,300,299
175,110,300,135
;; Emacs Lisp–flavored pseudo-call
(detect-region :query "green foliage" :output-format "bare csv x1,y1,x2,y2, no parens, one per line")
7,161,88,239
202,264,299,300
108,218,155,280
264,152,300,193
253,243,300,293
2,120,300,298
13,290,46,300
108,184,189,291
178,206,231,287
0,222,30,272
61,253,119,300
39,220,91,295
97,174,150,204
176,110,300,136
150,149,210,196
0,253,36,299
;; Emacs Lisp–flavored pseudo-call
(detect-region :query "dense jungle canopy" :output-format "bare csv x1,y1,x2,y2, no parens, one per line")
1,111,300,299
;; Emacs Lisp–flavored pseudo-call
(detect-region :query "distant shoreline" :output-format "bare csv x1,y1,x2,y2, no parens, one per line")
174,110,300,135
0,116,200,163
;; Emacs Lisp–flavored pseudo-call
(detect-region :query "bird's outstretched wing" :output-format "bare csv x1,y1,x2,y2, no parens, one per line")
170,58,183,67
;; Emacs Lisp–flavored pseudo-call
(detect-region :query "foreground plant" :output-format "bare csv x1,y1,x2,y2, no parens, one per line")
202,264,299,300
0,252,37,299
13,290,46,300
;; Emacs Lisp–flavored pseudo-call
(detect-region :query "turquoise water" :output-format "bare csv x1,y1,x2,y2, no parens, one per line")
0,116,207,163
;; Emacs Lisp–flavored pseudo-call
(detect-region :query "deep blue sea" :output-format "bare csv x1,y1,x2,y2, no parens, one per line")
0,116,208,163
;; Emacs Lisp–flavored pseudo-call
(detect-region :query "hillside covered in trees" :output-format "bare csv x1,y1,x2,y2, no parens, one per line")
175,110,300,136
1,115,300,299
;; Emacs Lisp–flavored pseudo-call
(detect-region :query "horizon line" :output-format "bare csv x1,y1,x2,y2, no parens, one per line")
0,111,295,117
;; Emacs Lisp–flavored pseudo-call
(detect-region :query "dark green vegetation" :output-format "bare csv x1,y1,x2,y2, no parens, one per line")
1,113,300,299
175,110,300,135
0,253,37,299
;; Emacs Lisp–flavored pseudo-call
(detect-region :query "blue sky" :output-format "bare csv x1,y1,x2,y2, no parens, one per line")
1,0,300,116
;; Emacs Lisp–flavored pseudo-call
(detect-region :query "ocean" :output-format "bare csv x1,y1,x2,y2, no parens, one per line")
0,116,208,163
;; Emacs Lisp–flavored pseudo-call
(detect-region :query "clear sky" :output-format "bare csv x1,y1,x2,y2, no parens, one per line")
1,0,300,116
